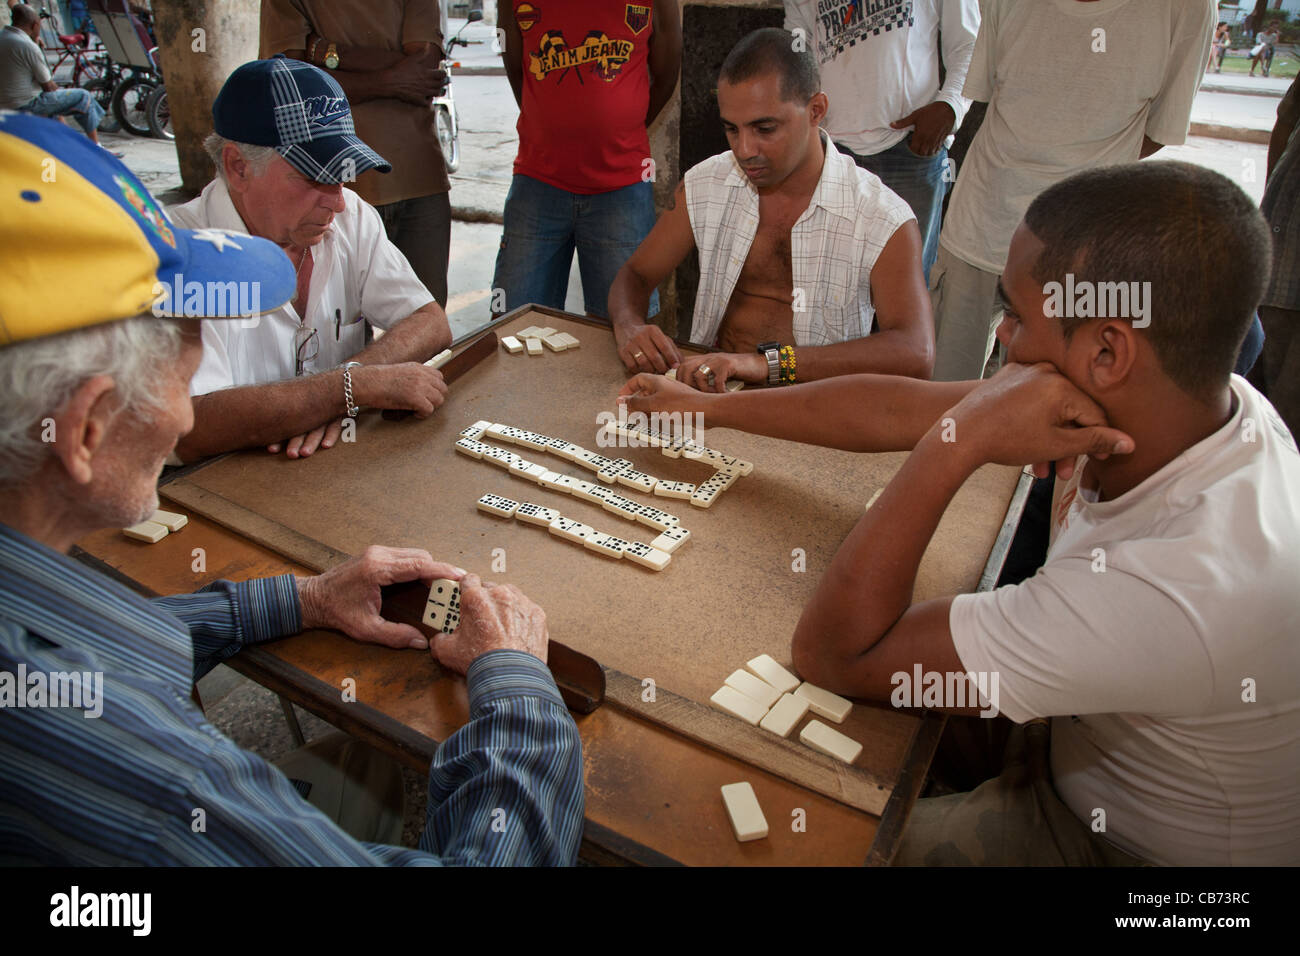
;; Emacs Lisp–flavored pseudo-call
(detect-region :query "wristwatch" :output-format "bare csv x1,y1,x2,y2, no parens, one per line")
341,361,361,417
324,42,339,69
757,341,781,387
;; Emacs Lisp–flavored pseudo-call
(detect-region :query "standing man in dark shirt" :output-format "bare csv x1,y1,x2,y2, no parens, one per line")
494,0,680,319
1250,75,1300,436
261,0,454,307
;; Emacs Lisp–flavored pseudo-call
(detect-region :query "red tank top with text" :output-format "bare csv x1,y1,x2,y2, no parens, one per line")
511,0,654,194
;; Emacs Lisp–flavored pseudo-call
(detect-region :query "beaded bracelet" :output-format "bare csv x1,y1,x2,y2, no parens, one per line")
779,345,796,385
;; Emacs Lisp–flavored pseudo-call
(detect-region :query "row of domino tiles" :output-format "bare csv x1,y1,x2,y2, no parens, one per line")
476,493,678,570
456,419,751,511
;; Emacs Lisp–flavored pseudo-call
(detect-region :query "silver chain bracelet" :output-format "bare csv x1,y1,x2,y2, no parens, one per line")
341,361,361,418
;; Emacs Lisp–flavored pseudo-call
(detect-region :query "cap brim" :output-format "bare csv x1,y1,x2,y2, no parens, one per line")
279,134,392,185
151,226,297,319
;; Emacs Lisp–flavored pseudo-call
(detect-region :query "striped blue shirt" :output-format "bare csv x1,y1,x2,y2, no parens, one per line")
0,522,584,865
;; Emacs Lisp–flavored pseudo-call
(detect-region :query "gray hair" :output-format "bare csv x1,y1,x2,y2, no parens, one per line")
203,132,280,182
0,318,184,488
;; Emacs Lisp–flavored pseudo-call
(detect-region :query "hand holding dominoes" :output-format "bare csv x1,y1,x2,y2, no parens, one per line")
349,362,449,419
937,363,1135,479
297,546,463,650
428,572,550,674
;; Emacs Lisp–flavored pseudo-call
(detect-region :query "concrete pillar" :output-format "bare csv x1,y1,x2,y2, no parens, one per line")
647,3,683,337
152,0,262,195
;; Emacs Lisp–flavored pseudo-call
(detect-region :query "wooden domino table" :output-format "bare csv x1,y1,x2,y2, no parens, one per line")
73,305,1029,866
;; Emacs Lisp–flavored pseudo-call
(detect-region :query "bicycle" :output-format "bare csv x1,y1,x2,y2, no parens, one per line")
80,53,121,133
37,11,106,87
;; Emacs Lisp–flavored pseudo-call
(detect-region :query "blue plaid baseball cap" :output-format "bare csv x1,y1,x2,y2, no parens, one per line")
212,56,391,185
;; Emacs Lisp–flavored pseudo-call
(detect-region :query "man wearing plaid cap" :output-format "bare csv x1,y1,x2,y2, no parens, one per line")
169,56,454,462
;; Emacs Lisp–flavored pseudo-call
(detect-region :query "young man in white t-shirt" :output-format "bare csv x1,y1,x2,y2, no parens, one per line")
931,0,1215,381
619,160,1300,865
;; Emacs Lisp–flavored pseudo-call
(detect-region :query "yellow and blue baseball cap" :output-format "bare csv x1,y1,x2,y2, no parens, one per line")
0,111,297,346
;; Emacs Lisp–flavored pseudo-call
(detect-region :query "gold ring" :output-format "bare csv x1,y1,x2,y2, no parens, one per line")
699,364,712,377
633,351,645,360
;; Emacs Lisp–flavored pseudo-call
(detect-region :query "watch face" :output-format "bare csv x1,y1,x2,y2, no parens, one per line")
325,53,339,68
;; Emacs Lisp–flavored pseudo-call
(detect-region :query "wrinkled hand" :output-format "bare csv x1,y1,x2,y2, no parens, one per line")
891,101,956,157
673,352,764,392
431,572,548,674
939,363,1134,479
382,49,447,105
297,546,462,650
268,417,345,458
617,371,714,416
353,363,448,418
614,320,683,374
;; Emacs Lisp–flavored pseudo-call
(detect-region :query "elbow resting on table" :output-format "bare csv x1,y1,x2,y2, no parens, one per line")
791,615,842,691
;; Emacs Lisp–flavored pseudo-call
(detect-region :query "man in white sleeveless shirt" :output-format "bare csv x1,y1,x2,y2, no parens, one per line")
608,28,934,393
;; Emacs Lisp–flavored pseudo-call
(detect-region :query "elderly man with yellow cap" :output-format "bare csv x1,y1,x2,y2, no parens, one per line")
168,56,453,462
0,114,583,864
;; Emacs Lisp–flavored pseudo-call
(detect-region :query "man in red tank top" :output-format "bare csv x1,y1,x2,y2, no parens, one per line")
494,0,680,319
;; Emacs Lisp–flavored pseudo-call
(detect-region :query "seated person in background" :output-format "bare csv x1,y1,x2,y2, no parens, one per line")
620,161,1300,865
608,28,933,392
0,115,584,865
0,4,105,144
168,56,452,462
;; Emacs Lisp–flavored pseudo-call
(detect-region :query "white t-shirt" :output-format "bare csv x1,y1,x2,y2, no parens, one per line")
951,377,1300,866
940,0,1214,273
168,179,433,396
783,0,980,157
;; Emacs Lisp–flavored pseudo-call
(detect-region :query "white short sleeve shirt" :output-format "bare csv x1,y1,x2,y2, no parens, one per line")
950,378,1300,865
168,179,433,396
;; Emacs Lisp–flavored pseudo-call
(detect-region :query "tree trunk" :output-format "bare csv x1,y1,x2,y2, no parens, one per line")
151,0,262,195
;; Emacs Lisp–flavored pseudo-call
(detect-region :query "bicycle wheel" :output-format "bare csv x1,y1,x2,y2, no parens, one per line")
72,53,104,87
435,104,459,173
82,75,120,133
112,75,157,137
145,85,173,140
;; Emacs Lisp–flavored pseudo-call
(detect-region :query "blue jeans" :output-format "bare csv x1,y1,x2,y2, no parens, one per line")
492,174,658,318
839,134,949,282
23,88,104,137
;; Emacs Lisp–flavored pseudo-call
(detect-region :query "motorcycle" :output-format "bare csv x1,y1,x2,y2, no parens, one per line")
432,10,482,173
